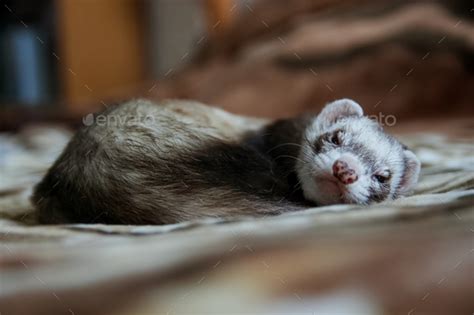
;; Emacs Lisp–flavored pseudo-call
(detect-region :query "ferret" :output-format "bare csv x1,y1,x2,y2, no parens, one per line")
32,98,420,224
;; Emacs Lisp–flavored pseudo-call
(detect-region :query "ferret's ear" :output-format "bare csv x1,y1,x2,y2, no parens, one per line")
316,99,363,129
398,150,421,196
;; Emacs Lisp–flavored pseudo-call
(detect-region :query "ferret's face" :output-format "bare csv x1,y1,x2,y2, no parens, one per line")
296,99,420,206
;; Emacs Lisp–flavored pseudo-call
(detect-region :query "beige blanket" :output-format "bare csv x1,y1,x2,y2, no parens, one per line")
0,121,473,315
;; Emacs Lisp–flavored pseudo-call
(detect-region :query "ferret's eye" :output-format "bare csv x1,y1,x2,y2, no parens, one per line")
373,172,391,183
330,130,342,145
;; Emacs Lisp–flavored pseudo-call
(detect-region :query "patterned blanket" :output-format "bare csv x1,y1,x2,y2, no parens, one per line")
0,120,473,315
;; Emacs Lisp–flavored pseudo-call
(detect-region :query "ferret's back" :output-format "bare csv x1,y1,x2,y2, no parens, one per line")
31,99,285,224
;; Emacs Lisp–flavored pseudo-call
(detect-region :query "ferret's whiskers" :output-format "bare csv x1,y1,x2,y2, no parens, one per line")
274,155,307,165
266,142,305,154
303,134,313,146
300,150,315,162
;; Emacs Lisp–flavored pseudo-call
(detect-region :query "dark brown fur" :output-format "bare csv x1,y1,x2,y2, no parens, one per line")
32,100,310,225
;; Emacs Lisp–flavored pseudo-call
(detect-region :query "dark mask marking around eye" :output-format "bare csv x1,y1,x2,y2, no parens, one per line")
368,185,390,203
313,134,327,153
314,129,345,153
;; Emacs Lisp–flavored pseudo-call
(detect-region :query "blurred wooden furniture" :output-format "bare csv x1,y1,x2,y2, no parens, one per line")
55,0,146,113
54,0,234,114
205,0,235,36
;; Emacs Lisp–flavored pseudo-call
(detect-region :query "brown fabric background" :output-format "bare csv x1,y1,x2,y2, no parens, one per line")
148,0,474,120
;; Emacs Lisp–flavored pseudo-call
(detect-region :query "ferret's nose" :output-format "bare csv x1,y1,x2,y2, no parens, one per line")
332,159,359,185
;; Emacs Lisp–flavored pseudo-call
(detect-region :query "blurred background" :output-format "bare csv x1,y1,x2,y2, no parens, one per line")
0,0,473,130
1,2,473,314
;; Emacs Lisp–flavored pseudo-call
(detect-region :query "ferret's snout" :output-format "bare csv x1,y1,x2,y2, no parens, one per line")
332,159,359,185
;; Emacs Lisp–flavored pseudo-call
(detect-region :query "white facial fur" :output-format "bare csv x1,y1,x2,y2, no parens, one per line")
296,99,420,205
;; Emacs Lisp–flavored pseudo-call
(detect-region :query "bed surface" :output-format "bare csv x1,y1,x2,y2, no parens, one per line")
0,119,473,315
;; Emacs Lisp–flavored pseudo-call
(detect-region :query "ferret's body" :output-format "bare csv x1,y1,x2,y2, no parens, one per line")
33,99,420,225
33,100,308,224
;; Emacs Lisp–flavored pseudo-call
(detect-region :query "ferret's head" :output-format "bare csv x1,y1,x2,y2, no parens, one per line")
296,99,420,206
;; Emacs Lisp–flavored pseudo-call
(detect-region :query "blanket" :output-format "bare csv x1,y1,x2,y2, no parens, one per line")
0,120,473,315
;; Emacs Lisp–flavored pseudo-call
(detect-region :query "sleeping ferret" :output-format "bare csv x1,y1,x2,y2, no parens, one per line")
32,99,420,224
